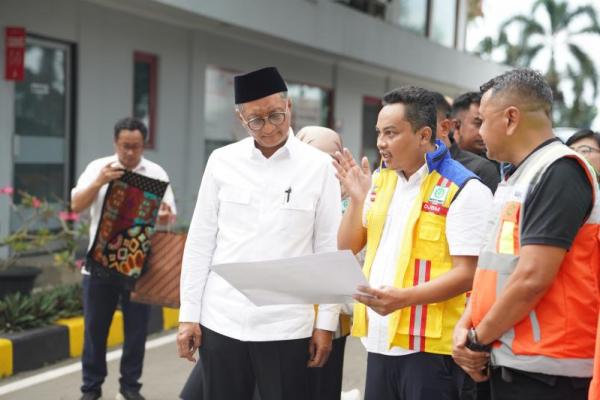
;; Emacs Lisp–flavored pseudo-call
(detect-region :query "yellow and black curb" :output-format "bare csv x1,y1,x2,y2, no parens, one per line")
0,306,179,378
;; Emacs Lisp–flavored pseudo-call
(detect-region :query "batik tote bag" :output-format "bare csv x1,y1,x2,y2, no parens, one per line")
86,170,168,288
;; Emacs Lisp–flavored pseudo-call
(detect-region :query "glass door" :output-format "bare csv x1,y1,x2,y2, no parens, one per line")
12,36,72,207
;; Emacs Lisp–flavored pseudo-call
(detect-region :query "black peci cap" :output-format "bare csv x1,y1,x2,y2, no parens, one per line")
234,66,288,104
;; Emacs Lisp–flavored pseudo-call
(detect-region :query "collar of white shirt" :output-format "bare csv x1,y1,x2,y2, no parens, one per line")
397,144,444,183
247,128,297,161
398,162,428,184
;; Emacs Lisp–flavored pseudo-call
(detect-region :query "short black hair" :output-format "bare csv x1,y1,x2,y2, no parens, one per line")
480,68,553,117
451,92,481,117
565,128,600,148
382,85,436,142
430,91,452,119
114,117,148,141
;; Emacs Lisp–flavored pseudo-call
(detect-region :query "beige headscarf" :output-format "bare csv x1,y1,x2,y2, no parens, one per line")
297,126,343,157
297,126,347,200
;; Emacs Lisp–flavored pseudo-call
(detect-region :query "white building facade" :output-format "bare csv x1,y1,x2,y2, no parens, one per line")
0,0,507,231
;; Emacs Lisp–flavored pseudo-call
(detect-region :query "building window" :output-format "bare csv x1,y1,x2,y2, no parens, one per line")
387,0,429,36
204,65,247,162
337,0,461,49
361,96,382,170
429,0,457,47
133,52,158,148
204,65,334,163
287,83,333,132
336,0,387,20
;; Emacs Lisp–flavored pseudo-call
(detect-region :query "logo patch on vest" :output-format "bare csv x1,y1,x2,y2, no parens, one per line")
429,185,450,205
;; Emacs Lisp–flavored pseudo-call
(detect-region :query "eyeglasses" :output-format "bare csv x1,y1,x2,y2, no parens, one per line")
117,143,144,152
240,104,288,131
572,145,600,155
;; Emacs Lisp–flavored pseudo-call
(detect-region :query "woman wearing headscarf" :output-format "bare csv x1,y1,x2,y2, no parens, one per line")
297,126,358,400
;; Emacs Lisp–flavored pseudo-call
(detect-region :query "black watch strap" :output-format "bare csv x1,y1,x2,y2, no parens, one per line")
466,328,492,352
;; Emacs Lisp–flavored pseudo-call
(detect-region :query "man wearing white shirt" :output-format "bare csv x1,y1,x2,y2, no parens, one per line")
71,117,176,400
335,86,493,399
177,67,341,400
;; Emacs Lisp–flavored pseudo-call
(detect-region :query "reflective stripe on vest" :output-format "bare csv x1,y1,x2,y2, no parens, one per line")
470,141,600,377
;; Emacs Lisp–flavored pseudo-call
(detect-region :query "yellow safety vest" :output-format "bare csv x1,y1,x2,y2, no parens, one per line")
352,144,475,354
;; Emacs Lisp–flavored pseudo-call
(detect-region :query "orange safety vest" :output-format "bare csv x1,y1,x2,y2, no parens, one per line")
470,140,600,378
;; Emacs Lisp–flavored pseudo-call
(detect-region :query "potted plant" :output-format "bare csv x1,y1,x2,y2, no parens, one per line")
0,186,88,298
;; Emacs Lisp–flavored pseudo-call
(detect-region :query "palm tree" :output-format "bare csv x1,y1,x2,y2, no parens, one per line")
556,67,598,127
475,0,600,127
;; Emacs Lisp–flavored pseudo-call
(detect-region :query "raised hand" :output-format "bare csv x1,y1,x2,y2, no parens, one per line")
332,148,372,203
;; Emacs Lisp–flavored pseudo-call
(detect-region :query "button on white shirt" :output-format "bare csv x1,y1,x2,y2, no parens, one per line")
179,131,342,341
361,164,493,356
71,155,177,255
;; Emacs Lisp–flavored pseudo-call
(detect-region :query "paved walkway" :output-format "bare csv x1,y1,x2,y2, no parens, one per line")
0,331,367,400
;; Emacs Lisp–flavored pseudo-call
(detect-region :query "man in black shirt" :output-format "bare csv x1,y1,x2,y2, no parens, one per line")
452,92,486,158
453,91,511,179
431,91,500,192
505,142,591,247
452,69,598,400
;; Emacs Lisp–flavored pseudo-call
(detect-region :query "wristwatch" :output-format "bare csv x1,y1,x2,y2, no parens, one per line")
466,328,492,352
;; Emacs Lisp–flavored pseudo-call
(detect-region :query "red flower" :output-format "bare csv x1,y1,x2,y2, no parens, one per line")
75,259,84,269
31,197,42,208
59,211,80,222
0,186,14,195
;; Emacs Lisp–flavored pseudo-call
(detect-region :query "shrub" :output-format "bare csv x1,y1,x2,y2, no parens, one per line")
0,284,83,333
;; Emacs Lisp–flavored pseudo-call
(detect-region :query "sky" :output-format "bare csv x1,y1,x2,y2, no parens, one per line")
465,0,600,129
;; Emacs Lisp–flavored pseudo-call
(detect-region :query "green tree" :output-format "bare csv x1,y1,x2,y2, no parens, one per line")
475,0,600,127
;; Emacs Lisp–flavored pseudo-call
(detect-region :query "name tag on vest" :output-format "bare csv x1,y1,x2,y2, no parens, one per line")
422,201,449,216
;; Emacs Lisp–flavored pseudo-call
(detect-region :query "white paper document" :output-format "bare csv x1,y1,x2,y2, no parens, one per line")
210,250,368,306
